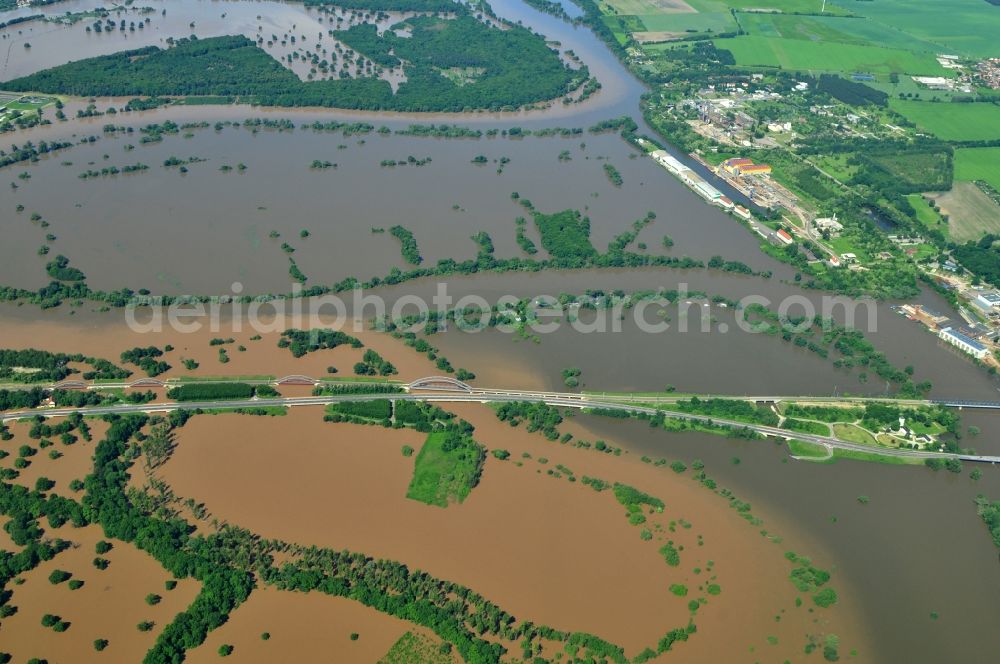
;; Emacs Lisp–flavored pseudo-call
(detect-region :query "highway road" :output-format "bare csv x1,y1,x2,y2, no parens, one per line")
4,388,999,464
5,376,1000,410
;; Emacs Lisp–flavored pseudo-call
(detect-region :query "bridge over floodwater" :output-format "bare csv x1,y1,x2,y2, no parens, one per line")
407,376,473,392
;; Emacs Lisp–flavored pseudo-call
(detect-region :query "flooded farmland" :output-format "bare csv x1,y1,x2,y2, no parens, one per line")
5,119,778,294
577,413,1000,664
2,0,1000,662
156,407,870,661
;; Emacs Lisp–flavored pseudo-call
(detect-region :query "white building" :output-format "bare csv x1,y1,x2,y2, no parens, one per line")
814,216,843,235
938,327,989,359
975,291,1000,310
913,76,953,90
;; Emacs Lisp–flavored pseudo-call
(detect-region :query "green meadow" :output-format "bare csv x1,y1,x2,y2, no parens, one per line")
718,35,947,75
638,12,736,33
954,148,1000,190
906,194,945,231
737,12,949,54
828,0,1000,58
691,0,848,14
891,100,1000,142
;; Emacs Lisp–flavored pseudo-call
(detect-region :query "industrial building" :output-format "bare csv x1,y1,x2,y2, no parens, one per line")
975,291,1000,310
721,157,772,176
938,327,989,359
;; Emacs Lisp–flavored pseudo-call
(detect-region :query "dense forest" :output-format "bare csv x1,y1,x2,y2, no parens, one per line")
0,348,130,383
166,382,258,401
952,235,1000,286
278,328,363,358
390,225,423,265
810,74,888,107
531,209,597,262
5,13,587,112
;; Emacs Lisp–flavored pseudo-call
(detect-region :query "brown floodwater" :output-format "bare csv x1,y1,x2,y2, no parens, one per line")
0,305,440,383
0,418,109,494
0,522,200,663
186,586,452,663
1,0,646,125
1,258,997,405
157,405,869,660
4,120,775,295
575,412,1000,664
3,1,1000,661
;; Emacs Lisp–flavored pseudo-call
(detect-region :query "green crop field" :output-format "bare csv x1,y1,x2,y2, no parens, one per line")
601,16,630,45
828,0,1000,58
638,12,736,33
603,0,695,14
601,0,737,36
717,35,946,75
890,101,1000,142
954,148,1000,190
690,0,848,14
737,13,947,54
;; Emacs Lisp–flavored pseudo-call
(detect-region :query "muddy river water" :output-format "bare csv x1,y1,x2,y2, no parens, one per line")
2,0,1000,662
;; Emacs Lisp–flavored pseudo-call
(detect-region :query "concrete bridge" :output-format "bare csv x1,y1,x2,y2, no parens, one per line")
407,375,473,392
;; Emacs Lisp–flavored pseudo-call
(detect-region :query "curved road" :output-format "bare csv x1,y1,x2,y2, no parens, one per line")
4,390,999,464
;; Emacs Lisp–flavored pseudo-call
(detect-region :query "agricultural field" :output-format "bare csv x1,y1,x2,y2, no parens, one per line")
829,0,1000,58
636,11,736,34
601,0,738,42
737,12,949,54
954,147,1000,191
716,35,948,75
603,0,697,14
927,182,1000,243
890,100,1000,142
691,0,848,14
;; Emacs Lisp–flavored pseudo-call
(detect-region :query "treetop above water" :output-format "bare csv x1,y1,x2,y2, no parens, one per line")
5,11,588,113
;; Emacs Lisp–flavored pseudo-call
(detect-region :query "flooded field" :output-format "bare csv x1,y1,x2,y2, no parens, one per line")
1,253,997,403
0,0,645,124
0,523,200,663
0,303,439,383
4,120,774,294
156,406,868,660
0,418,109,494
577,413,1000,664
185,587,452,664
2,0,1000,662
